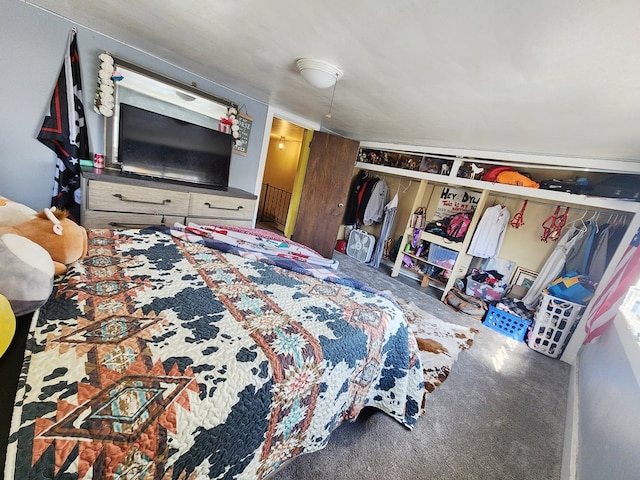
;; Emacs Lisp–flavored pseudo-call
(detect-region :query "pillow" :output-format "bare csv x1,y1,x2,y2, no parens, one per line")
0,196,37,226
0,233,54,316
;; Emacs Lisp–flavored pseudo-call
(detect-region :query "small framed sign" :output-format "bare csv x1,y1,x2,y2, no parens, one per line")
233,112,252,156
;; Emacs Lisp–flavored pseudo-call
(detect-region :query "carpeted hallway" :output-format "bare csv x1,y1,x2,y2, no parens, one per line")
270,252,570,480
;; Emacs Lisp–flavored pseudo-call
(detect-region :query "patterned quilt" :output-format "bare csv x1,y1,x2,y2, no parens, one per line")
4,228,424,480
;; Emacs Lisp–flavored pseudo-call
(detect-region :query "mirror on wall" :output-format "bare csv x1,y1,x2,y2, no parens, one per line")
105,56,235,166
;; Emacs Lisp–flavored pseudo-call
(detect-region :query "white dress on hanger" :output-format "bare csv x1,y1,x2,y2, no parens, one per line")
522,225,586,310
467,204,510,259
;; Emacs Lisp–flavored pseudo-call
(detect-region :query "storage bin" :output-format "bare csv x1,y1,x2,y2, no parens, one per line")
527,294,584,358
483,305,532,342
466,276,506,302
427,244,457,269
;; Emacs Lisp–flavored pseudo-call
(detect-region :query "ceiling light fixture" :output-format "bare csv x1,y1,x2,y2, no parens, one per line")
296,58,343,89
278,136,285,149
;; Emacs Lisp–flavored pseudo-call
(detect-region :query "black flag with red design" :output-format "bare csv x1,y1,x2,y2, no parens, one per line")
37,28,89,223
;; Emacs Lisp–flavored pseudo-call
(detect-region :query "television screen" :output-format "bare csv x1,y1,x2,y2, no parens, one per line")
118,103,232,190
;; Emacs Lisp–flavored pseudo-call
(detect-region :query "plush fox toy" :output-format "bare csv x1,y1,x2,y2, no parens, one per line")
0,207,88,275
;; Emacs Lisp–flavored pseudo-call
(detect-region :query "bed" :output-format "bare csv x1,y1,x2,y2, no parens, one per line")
4,224,427,479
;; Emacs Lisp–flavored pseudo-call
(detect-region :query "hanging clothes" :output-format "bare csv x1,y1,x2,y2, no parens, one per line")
564,219,596,275
369,193,398,268
363,179,389,226
467,204,511,259
344,171,370,225
587,223,627,282
522,225,586,310
586,224,611,282
344,171,379,225
606,223,627,260
355,177,379,225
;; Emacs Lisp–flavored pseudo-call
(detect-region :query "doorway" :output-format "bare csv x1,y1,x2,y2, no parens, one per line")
256,117,305,234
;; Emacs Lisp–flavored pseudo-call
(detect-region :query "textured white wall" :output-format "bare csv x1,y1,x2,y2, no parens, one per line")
576,314,640,479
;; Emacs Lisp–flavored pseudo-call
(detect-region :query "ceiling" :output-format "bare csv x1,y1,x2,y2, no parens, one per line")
27,0,640,167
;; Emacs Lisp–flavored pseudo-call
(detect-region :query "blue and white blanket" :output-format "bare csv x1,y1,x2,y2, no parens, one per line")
5,228,424,479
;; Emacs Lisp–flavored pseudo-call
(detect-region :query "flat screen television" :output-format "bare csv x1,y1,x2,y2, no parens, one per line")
118,103,233,190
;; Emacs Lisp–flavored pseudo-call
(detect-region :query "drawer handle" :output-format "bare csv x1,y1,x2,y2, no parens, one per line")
204,202,243,211
108,214,176,228
108,221,151,228
113,193,171,206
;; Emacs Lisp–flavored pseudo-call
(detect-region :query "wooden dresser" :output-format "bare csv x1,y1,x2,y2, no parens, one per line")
80,167,257,229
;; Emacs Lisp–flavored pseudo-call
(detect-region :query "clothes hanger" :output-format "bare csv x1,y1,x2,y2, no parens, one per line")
388,179,412,194
591,211,600,233
568,209,588,233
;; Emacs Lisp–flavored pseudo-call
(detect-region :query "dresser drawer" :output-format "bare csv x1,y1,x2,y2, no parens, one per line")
189,192,255,220
87,180,190,215
83,211,185,229
186,216,254,228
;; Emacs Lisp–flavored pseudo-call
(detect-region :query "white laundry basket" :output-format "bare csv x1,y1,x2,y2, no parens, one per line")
527,294,584,358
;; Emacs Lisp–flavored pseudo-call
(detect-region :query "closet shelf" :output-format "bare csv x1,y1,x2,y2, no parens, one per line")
401,250,455,272
355,161,640,214
406,228,464,252
391,182,488,301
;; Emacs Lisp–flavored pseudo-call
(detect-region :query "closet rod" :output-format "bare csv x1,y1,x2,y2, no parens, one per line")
488,193,632,215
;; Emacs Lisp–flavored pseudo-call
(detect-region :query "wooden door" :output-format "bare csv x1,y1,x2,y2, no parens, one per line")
292,132,360,258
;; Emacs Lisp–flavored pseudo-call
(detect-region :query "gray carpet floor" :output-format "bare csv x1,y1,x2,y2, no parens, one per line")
270,252,570,480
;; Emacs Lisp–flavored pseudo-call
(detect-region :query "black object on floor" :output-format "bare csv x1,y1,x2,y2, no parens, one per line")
0,313,33,476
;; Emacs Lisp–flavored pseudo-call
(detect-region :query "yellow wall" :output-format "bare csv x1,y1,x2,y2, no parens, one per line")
262,139,300,193
283,130,313,238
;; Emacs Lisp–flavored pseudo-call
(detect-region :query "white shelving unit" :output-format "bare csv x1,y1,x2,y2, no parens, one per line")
390,180,489,301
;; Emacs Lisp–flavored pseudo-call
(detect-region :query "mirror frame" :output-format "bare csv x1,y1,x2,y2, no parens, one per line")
105,56,237,167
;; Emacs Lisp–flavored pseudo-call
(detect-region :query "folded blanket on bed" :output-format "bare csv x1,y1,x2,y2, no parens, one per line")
163,223,372,292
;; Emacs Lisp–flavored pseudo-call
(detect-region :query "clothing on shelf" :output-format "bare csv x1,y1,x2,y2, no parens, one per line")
467,204,511,259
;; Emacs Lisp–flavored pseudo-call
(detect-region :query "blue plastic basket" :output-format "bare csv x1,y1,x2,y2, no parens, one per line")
483,305,532,342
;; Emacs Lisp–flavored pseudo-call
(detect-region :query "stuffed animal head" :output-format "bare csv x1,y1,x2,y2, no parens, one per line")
0,208,88,275
0,196,37,226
